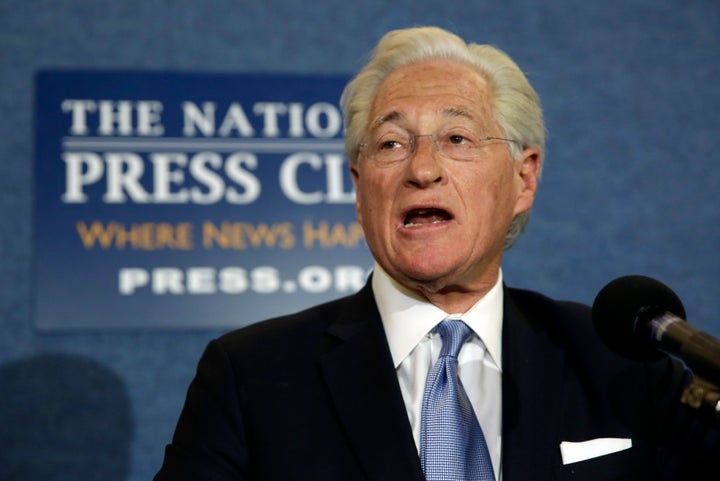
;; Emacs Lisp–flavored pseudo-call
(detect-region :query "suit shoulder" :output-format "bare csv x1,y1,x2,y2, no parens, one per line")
506,286,591,325
214,284,374,353
504,286,612,358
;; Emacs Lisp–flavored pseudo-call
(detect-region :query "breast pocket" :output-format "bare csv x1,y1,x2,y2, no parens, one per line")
554,447,649,481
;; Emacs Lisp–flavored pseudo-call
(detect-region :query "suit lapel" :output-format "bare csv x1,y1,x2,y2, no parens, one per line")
502,288,566,481
319,283,425,481
318,282,570,481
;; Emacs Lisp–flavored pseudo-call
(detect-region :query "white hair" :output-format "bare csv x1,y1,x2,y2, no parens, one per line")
340,26,545,249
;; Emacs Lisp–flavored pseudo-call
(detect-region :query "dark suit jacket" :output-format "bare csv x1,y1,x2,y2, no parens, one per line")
155,281,720,480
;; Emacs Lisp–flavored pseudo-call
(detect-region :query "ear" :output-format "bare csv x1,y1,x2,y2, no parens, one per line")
350,162,360,186
350,162,363,224
513,147,541,216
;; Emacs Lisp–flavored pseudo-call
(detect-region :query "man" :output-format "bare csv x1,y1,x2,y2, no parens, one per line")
155,26,720,480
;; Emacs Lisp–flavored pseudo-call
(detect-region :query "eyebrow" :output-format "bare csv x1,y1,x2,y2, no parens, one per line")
442,107,476,121
369,107,477,130
369,111,405,130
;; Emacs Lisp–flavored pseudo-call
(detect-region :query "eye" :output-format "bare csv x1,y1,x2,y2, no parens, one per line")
448,135,468,145
379,139,403,150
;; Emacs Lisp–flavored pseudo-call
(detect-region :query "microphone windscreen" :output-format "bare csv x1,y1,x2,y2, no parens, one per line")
592,275,686,361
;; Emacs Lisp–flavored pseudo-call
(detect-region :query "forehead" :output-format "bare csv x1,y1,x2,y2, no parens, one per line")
368,60,494,129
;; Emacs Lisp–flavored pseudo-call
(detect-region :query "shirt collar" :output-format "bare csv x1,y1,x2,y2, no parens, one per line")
372,262,504,370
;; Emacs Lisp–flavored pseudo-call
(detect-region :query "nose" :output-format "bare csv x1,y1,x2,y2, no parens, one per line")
405,134,444,187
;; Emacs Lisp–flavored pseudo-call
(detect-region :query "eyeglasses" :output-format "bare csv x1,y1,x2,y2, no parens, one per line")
358,131,520,165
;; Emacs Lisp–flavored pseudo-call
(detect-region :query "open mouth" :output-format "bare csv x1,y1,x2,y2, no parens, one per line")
403,208,452,227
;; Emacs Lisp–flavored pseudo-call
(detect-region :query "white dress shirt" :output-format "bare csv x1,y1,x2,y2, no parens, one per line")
372,263,504,481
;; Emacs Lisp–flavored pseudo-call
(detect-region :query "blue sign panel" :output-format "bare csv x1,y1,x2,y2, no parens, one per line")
34,70,372,330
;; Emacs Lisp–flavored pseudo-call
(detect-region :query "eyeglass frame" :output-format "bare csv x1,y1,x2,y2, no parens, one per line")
357,131,522,164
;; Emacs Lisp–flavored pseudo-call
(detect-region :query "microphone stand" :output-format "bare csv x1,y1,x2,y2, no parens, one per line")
681,375,720,425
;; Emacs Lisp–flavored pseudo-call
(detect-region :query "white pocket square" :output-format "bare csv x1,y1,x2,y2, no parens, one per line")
560,438,632,465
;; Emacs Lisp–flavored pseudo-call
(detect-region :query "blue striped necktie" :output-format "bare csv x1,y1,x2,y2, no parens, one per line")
420,319,495,481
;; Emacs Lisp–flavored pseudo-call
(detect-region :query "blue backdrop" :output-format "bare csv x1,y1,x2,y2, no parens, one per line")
33,70,368,330
1,1,718,480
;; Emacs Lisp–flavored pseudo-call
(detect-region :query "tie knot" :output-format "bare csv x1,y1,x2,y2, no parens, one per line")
435,319,473,358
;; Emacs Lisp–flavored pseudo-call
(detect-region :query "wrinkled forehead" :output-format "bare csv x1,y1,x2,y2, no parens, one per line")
368,107,486,132
366,60,496,133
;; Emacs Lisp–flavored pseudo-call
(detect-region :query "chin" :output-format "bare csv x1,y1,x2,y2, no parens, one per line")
394,260,455,286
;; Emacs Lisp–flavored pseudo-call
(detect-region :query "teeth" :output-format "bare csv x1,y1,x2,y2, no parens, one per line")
404,219,446,227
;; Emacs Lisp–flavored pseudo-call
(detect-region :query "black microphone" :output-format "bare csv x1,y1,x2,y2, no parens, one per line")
592,275,720,386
